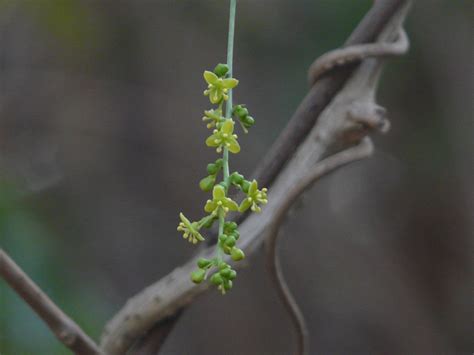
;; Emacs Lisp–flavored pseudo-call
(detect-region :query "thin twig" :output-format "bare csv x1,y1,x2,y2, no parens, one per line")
264,139,374,355
0,249,102,355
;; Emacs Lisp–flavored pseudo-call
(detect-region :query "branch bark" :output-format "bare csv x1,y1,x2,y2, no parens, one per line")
0,249,102,355
128,312,182,355
252,0,408,188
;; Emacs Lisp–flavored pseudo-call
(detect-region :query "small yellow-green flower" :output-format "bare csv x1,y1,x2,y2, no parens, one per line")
204,185,239,215
177,213,205,244
202,109,224,129
205,119,240,154
239,180,268,213
203,71,239,104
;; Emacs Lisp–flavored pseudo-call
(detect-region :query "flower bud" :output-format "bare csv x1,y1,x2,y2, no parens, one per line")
243,116,255,126
223,280,233,291
241,180,251,193
225,235,236,247
223,244,232,255
226,221,238,230
233,105,249,118
199,175,216,192
218,262,229,271
218,234,228,243
191,269,206,284
207,163,219,175
211,273,223,285
230,230,240,240
228,270,237,280
220,268,231,278
231,247,245,261
231,172,244,184
197,258,211,268
214,63,229,77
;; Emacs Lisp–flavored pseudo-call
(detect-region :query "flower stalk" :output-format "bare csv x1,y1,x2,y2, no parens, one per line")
177,0,268,294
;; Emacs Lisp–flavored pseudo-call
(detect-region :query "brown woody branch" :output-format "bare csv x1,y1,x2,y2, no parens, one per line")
252,0,408,188
0,249,102,355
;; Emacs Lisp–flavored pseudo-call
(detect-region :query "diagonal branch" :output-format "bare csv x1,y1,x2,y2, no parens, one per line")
0,249,102,355
252,0,408,188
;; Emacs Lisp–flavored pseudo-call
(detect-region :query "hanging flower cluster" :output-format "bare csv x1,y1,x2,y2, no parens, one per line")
177,62,268,294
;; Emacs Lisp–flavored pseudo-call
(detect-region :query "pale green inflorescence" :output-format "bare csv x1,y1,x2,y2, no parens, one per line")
204,185,239,215
203,71,238,104
176,0,267,294
177,213,205,244
238,180,268,213
205,119,240,154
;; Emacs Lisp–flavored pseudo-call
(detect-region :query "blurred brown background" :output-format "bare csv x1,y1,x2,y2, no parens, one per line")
0,0,472,354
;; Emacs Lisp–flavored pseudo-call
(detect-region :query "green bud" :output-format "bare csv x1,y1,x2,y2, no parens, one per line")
241,180,251,193
223,280,233,291
220,268,231,278
199,175,216,191
231,172,244,184
214,63,229,77
230,230,240,240
223,244,232,255
233,105,249,118
228,270,237,280
197,258,211,269
218,234,228,243
225,221,238,230
207,163,219,175
243,116,255,126
211,273,223,285
218,262,229,271
231,247,245,261
225,235,236,247
191,269,206,284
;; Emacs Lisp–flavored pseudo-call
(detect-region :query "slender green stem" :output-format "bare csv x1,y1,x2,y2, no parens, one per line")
223,0,236,182
217,210,225,260
226,0,236,118
217,0,237,262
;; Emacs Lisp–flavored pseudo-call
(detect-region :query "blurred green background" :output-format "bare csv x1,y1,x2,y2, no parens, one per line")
0,0,472,354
